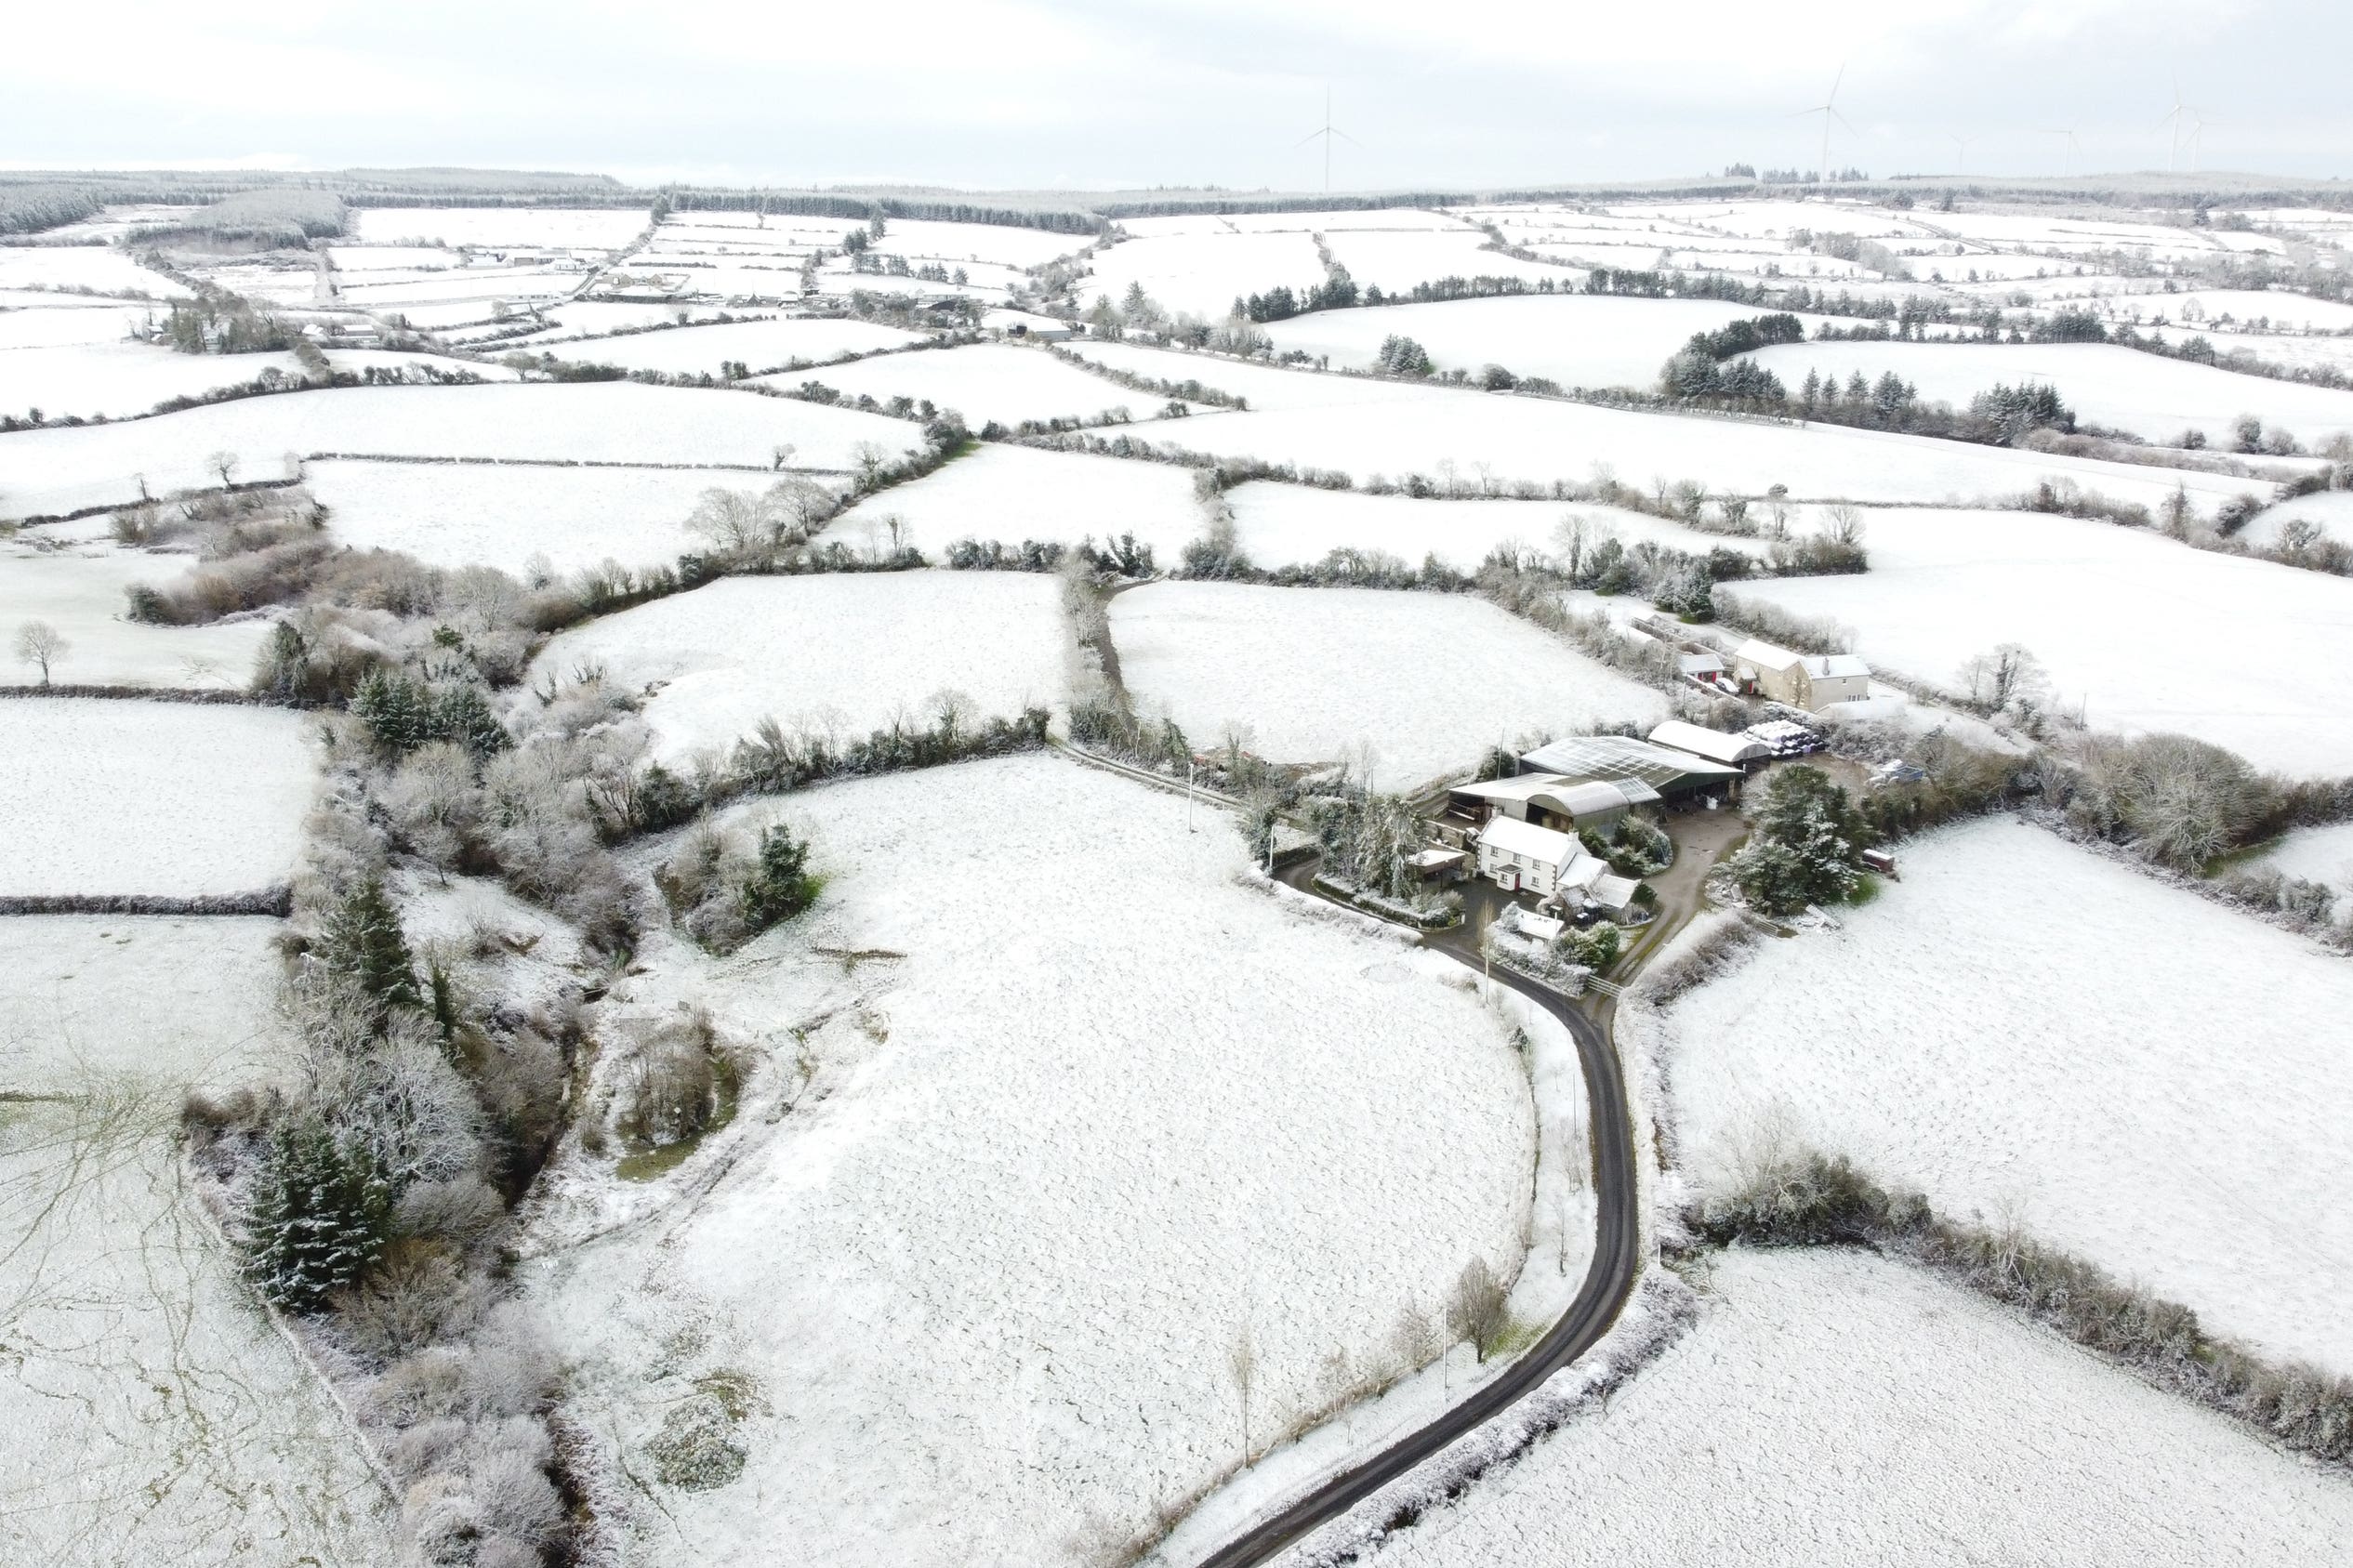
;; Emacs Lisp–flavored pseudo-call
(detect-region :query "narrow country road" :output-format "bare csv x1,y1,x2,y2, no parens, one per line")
1183,861,1644,1568
1047,741,1648,1564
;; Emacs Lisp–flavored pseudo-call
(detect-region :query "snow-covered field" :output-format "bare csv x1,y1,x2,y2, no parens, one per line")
348,206,649,250
526,571,1064,761
551,316,922,375
306,457,826,577
1317,230,1582,294
0,341,504,422
2250,819,2353,906
1352,1248,2353,1568
1059,341,2255,513
1085,231,1327,319
0,300,156,349
1224,481,1763,573
2242,488,2353,549
2123,288,2353,335
0,700,314,896
1649,818,2353,1374
1722,507,2353,776
1261,295,1816,391
0,246,191,298
0,916,395,1566
0,534,270,688
1109,582,1669,789
823,441,1202,561
529,755,1537,1567
1744,338,2353,448
773,341,1193,427
0,381,923,520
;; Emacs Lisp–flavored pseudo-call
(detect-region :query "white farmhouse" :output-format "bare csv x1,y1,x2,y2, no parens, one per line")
1474,818,1643,915
1731,639,1872,711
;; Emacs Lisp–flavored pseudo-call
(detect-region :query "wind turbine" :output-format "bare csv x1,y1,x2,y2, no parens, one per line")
1950,132,1977,178
2038,125,2083,178
2158,77,2193,174
1295,87,1361,195
1789,65,1856,191
2187,112,2213,175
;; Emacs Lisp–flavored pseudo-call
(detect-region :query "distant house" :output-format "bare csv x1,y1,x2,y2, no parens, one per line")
1648,719,1772,771
1447,773,1659,837
1731,639,1873,711
982,308,1077,342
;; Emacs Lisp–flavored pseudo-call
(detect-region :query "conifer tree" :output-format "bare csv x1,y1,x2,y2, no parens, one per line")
315,875,423,1025
243,1117,391,1311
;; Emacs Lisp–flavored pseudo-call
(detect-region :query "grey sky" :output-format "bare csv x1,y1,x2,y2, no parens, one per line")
5,0,2346,191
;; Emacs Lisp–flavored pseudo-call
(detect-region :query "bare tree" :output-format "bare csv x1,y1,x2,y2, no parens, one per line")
1822,501,1866,547
1958,642,2047,713
682,487,789,556
1446,1258,1511,1363
1551,512,1591,581
771,441,797,472
13,620,68,685
208,450,240,487
1227,1321,1259,1464
851,441,891,490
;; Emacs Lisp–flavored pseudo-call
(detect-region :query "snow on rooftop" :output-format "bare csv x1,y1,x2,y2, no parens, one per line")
1478,815,1578,863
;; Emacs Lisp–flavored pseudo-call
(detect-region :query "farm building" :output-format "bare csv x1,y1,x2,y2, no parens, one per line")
1649,719,1772,770
1518,734,1745,807
1446,774,1659,836
1474,818,1642,915
1732,639,1873,711
983,308,1077,342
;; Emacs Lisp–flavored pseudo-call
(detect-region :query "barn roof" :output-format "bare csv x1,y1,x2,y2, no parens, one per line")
1519,734,1744,793
1649,719,1772,766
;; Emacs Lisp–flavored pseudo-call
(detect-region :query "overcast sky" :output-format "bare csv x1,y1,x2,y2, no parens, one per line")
5,1,2346,192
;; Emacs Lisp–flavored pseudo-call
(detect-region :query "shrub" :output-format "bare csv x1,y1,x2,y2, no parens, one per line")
647,1390,748,1490
739,823,818,934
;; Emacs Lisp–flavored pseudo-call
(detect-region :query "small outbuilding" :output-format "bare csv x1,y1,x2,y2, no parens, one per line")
982,308,1077,342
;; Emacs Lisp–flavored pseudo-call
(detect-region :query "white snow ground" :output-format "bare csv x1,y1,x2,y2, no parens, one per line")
1345,1248,2353,1568
0,381,923,520
0,916,396,1565
1720,507,2353,776
1744,338,2353,449
1223,482,1764,574
1058,341,2255,514
1645,817,2353,1374
550,317,923,375
1108,583,1669,790
2249,819,2353,908
0,534,271,688
823,441,1202,562
1261,295,1820,392
527,755,1538,1568
303,457,836,578
0,699,315,896
524,571,1065,763
771,341,1198,428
